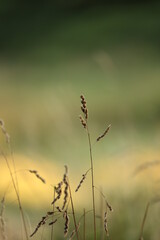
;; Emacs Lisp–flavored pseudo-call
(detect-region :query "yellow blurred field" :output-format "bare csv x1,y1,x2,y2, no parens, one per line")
1,146,159,209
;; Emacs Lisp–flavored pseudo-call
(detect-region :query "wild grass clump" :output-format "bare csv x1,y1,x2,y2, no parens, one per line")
1,94,159,240
78,94,112,239
28,94,112,239
0,95,112,239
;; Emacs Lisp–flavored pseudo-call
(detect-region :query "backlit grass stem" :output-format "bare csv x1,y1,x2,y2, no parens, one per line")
67,177,79,240
51,188,55,240
83,208,86,240
80,95,97,240
86,124,97,240
0,148,29,240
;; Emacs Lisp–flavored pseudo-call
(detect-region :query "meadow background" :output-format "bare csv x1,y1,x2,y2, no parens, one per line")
0,1,160,239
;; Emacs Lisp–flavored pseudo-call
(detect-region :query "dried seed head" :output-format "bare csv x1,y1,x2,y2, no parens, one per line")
56,206,62,212
29,170,37,174
75,168,91,192
106,201,113,212
79,115,86,129
85,108,88,119
52,181,63,205
30,215,48,237
29,170,46,184
80,95,85,102
64,210,69,237
49,219,57,225
80,95,86,108
55,181,63,192
81,106,85,114
62,166,69,210
80,95,88,119
96,124,111,142
75,174,85,192
104,211,109,236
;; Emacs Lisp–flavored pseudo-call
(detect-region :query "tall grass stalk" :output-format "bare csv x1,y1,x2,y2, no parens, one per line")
79,95,97,240
0,148,29,240
83,208,86,240
51,188,55,240
67,177,79,240
86,124,97,240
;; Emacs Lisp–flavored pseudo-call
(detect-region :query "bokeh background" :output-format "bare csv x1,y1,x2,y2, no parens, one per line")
0,0,160,239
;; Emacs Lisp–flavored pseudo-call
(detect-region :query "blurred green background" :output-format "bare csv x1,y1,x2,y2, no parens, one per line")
0,1,160,239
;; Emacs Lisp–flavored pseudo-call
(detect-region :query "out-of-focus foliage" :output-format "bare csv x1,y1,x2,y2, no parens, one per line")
0,2,160,239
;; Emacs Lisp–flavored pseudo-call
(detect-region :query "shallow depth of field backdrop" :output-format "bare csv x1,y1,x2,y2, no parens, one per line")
0,1,160,239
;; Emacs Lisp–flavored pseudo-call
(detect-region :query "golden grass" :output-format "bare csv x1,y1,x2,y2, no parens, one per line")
0,154,60,208
0,146,159,210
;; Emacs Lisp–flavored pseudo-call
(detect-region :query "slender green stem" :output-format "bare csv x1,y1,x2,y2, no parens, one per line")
67,177,80,240
86,125,96,240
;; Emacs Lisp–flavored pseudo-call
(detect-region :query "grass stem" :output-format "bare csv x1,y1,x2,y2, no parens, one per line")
139,202,150,240
86,125,96,240
83,208,86,240
51,188,55,240
67,177,79,240
0,148,29,240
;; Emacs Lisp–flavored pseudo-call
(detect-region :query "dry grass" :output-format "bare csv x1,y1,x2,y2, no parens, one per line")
0,95,159,240
29,170,46,184
0,119,29,240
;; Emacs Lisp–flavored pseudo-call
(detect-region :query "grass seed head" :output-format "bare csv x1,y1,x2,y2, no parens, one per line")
104,211,109,236
29,170,46,184
75,168,91,192
96,124,111,142
62,166,69,210
80,95,88,119
79,115,86,129
30,215,48,237
64,210,69,237
51,181,63,205
49,219,57,225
